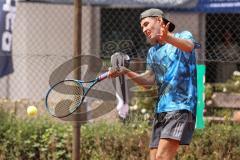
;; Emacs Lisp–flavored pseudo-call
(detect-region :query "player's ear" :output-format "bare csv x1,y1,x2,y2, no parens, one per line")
156,17,163,24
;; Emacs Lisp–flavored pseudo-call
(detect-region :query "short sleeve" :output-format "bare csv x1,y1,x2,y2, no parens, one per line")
180,31,195,43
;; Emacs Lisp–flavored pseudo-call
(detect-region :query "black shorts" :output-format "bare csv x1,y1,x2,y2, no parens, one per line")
149,110,196,148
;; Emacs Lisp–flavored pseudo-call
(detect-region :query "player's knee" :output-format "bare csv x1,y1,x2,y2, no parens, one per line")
155,150,176,160
155,153,166,160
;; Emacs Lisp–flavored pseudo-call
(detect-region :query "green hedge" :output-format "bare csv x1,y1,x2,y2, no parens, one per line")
0,109,240,160
177,122,240,160
0,110,72,160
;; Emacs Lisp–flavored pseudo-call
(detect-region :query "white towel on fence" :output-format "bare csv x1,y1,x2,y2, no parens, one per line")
111,52,130,119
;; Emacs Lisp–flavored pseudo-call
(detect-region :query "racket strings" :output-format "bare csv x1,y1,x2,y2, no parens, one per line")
46,81,84,117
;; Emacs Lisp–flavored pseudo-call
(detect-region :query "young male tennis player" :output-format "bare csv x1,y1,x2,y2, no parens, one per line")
109,8,197,160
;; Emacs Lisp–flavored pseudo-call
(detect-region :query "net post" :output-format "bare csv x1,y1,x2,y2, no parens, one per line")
73,0,82,159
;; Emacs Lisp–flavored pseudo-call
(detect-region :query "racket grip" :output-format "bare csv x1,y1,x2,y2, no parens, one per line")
98,71,110,81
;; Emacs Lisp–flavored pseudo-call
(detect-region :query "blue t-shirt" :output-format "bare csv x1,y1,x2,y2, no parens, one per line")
146,31,197,115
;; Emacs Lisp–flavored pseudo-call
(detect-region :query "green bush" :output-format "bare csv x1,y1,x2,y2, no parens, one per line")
80,121,149,160
177,122,240,160
1,109,240,160
129,85,158,122
209,72,240,94
205,83,213,100
0,109,72,160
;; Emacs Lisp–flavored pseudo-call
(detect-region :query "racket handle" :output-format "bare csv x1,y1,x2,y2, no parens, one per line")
98,71,110,81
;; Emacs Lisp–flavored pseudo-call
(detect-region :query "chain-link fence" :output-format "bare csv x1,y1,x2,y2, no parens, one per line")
206,13,240,83
0,0,240,120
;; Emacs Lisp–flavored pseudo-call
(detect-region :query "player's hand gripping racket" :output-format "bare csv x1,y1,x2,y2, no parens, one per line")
45,71,114,118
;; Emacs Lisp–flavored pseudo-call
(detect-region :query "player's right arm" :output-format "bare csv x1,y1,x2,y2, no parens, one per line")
109,67,155,88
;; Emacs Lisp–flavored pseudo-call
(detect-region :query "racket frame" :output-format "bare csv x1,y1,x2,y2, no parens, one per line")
45,71,109,118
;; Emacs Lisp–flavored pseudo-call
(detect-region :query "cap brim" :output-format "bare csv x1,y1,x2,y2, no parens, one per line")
163,18,175,32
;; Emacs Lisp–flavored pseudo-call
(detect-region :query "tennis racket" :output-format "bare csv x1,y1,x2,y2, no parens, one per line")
45,71,114,118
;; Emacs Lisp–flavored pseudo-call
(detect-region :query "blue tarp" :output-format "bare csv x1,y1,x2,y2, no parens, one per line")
197,0,240,13
0,0,14,78
21,0,240,13
19,0,197,8
83,0,198,8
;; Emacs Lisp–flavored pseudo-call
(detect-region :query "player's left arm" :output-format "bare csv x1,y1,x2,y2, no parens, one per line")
165,33,194,52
